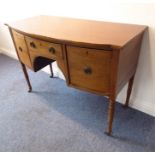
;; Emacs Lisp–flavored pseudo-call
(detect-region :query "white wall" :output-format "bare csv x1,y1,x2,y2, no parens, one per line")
0,0,155,116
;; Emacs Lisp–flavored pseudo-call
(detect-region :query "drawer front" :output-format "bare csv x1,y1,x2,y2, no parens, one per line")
67,46,112,93
12,31,32,68
25,36,63,60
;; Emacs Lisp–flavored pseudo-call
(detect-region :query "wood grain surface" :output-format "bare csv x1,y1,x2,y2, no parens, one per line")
7,16,147,49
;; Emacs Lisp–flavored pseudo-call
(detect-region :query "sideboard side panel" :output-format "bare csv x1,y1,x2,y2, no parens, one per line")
116,33,144,94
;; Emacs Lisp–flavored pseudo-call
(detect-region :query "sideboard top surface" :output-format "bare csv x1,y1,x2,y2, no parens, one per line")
6,15,147,49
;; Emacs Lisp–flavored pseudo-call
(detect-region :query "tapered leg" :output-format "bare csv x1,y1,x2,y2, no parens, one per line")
49,63,54,78
124,75,135,107
105,97,115,135
21,63,32,92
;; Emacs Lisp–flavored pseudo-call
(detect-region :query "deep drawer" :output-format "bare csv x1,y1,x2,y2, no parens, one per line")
67,46,112,93
12,30,32,68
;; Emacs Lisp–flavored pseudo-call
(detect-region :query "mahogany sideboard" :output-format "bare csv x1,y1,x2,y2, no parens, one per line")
6,16,147,135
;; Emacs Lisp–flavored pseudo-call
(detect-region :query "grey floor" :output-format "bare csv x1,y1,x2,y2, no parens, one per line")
0,54,155,152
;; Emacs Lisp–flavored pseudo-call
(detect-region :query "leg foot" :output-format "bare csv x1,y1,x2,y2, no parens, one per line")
122,104,128,108
28,88,32,93
104,131,112,136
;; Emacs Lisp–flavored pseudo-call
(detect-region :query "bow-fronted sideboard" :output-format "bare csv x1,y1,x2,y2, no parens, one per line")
6,16,147,135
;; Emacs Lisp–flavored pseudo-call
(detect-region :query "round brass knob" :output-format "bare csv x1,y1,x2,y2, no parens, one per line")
49,47,56,54
84,67,92,75
30,42,36,48
19,46,22,52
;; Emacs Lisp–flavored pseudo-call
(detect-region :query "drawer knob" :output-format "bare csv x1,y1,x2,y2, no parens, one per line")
84,67,92,75
30,42,36,48
18,46,23,52
49,47,56,54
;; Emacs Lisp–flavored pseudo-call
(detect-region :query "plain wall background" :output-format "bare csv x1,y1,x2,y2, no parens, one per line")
0,0,155,116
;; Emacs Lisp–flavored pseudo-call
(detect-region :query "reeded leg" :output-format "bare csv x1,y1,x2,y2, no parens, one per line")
21,63,32,92
124,75,135,107
49,63,54,78
105,97,115,135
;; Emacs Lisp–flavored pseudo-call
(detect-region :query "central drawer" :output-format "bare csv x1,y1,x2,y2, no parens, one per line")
25,36,63,60
67,46,112,93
